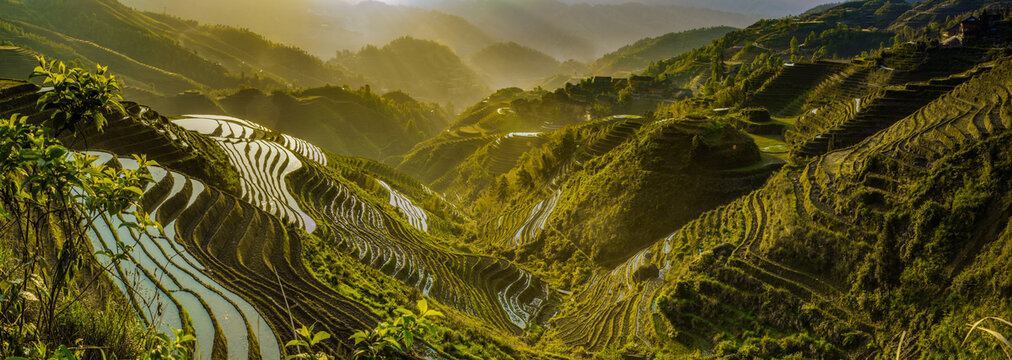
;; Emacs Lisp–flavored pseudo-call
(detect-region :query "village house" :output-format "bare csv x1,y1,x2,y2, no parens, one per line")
944,7,1010,46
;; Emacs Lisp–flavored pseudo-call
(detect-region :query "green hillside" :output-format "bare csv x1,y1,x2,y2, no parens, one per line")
4,0,1012,359
221,86,451,162
0,0,456,162
331,36,491,107
588,26,738,77
0,0,360,94
643,0,913,95
121,84,451,163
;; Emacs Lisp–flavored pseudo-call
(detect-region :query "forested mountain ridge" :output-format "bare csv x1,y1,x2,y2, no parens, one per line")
587,26,738,77
119,0,758,62
634,0,928,97
0,0,360,94
0,0,457,163
330,36,490,107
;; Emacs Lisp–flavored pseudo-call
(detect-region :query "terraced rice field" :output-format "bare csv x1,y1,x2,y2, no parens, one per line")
548,196,744,351
43,57,1009,355
0,81,54,125
487,117,650,248
378,179,428,232
293,166,550,331
487,132,548,175
579,119,646,159
172,116,316,231
509,189,561,247
826,59,1011,179
84,152,384,358
0,46,37,79
792,65,989,158
550,245,669,350
748,61,849,117
169,113,553,334
549,58,1012,352
281,134,327,165
82,152,281,360
808,65,879,101
550,166,869,351
174,115,267,138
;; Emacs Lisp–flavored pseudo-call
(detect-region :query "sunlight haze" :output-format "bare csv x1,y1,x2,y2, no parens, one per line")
4,0,1011,359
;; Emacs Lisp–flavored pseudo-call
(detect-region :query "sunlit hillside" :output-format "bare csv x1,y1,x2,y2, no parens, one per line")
330,36,490,107
2,0,1012,359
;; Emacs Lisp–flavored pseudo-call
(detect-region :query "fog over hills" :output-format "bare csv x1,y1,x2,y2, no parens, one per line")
374,0,834,18
119,0,758,61
400,0,757,61
554,0,837,17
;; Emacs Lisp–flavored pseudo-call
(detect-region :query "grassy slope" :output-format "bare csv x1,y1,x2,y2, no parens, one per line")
224,86,451,162
0,0,357,94
588,26,737,77
642,0,911,92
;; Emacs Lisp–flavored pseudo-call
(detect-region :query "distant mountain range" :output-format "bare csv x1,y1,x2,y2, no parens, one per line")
554,0,839,17
0,0,360,94
118,0,756,62
330,36,490,106
468,42,562,90
414,0,755,61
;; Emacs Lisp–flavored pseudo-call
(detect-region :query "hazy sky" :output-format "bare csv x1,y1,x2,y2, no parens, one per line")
324,0,836,17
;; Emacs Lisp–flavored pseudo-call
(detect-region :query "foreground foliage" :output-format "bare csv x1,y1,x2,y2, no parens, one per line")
350,299,443,360
1,59,161,358
30,56,124,135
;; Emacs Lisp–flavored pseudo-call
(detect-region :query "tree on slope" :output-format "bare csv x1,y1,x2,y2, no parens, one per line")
0,57,189,359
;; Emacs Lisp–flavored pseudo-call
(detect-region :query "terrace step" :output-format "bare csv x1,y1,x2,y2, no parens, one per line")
579,120,645,159
748,61,850,117
84,154,290,360
487,134,550,175
291,164,551,333
792,66,988,158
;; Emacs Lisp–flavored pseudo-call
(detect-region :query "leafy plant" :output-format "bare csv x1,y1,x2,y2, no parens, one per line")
30,56,125,135
350,299,443,360
1,59,160,354
284,324,332,360
2,112,158,334
140,329,197,360
6,328,195,360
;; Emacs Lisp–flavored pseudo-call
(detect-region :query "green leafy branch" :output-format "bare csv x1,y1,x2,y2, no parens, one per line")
284,324,332,360
350,299,443,360
30,56,125,135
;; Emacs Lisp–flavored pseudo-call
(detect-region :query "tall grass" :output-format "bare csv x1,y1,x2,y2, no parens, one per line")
53,300,145,360
963,317,1012,359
